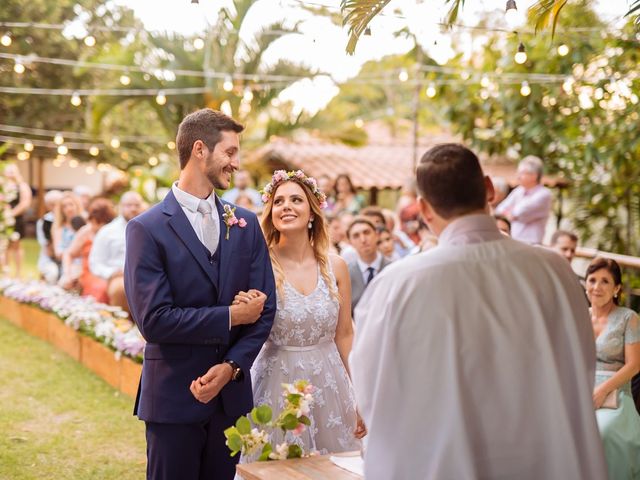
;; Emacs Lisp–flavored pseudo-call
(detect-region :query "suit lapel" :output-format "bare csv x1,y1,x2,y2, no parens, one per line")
216,198,235,300
164,191,219,290
350,263,365,302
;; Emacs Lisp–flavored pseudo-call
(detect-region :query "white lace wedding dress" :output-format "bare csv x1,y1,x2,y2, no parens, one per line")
250,266,360,455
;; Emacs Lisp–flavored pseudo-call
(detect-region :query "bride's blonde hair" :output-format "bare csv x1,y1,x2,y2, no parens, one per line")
260,177,339,303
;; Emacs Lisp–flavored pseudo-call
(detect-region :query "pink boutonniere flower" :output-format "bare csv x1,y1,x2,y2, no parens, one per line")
222,204,247,240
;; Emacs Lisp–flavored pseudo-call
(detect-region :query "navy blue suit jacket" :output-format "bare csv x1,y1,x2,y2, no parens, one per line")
124,190,276,424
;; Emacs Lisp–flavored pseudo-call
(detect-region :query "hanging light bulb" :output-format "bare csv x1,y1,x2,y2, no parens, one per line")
68,159,79,168
221,100,232,116
426,83,437,98
17,151,30,161
57,145,69,155
480,75,490,88
54,133,64,145
505,0,519,28
193,38,205,50
354,118,364,128
1,34,12,47
24,141,34,152
514,43,527,64
520,81,531,96
398,69,409,82
120,73,131,86
84,35,96,47
243,87,254,102
223,76,234,92
148,156,159,166
14,60,25,74
89,145,100,156
155,91,167,105
364,27,372,36
110,137,121,149
557,44,569,56
167,141,176,150
71,92,82,106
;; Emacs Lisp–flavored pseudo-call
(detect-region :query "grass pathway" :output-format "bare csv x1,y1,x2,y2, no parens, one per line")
0,318,146,480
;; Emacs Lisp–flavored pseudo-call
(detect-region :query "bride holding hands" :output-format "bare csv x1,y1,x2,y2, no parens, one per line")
234,170,365,454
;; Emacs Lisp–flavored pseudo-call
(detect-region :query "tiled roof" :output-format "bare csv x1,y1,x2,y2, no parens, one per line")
246,134,567,190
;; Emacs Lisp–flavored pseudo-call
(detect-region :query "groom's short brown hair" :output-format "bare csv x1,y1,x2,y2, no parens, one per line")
176,108,244,169
416,143,486,219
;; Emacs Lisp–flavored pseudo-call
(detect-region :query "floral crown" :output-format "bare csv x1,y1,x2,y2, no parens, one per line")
260,170,328,209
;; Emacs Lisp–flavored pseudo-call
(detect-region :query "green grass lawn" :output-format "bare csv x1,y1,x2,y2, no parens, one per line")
0,318,146,480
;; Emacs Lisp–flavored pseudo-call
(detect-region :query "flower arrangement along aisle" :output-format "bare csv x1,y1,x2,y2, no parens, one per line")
0,277,145,362
225,380,316,461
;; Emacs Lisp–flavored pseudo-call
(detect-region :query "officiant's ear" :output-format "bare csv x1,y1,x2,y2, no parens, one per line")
418,196,434,223
484,175,496,206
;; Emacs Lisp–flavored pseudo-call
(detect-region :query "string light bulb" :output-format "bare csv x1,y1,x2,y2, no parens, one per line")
57,145,69,155
557,44,569,56
520,81,531,96
426,83,437,98
84,35,96,47
155,91,167,105
364,27,372,36
24,141,34,152
14,60,25,74
71,92,82,106
398,69,409,82
148,156,159,166
89,145,100,156
193,38,204,50
85,166,95,175
54,133,64,145
514,42,527,64
223,76,233,92
505,0,519,27
1,34,12,47
17,151,30,161
119,73,131,86
167,141,176,150
354,118,364,128
68,159,79,168
243,87,253,102
110,137,121,149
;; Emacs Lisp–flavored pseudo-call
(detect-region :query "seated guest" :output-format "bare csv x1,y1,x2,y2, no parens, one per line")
61,198,116,302
36,190,63,283
381,208,414,258
495,156,552,244
221,169,262,206
332,173,364,214
376,227,400,262
89,191,143,311
327,214,349,255
337,211,357,264
550,229,578,264
234,192,257,213
489,176,509,210
494,214,511,236
52,191,85,279
347,217,391,313
586,257,640,479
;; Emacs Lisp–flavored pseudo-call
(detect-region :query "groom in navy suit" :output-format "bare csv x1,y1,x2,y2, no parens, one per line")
124,109,276,480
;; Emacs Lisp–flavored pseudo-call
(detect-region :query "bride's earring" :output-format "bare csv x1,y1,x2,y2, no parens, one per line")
308,219,314,229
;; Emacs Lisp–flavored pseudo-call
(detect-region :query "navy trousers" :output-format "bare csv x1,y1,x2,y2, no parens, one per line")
145,405,238,480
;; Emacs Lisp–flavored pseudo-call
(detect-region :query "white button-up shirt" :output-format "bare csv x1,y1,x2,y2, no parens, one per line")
356,252,383,285
89,215,128,279
172,182,220,254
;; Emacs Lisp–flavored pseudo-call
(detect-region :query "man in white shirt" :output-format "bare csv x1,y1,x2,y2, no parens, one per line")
346,217,391,314
89,191,143,310
495,155,552,244
351,143,607,480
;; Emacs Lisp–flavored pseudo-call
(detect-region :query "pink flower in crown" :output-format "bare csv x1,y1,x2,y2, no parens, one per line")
273,170,289,183
261,193,270,203
294,170,305,179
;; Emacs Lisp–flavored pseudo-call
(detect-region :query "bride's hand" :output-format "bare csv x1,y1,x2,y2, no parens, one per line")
232,290,262,305
354,411,367,439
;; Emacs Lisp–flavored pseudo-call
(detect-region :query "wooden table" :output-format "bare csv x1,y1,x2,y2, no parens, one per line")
236,452,362,480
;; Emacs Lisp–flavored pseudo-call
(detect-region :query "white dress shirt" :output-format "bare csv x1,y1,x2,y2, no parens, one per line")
171,182,230,329
89,215,128,279
356,252,383,285
351,214,607,480
495,184,552,244
172,182,220,254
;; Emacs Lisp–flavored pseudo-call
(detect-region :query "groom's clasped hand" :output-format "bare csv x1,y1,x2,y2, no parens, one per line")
189,289,267,404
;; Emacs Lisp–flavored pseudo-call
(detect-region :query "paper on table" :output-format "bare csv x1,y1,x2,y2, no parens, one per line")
329,454,364,477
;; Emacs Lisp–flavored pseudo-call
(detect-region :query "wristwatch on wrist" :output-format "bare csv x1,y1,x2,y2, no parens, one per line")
224,360,243,382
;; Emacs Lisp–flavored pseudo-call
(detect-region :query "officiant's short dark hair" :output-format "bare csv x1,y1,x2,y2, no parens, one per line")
176,109,244,169
416,144,486,219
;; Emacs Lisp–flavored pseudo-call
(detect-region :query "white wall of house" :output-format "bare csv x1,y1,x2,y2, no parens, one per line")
16,158,106,194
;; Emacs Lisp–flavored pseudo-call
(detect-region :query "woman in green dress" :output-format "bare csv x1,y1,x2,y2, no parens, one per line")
586,257,640,479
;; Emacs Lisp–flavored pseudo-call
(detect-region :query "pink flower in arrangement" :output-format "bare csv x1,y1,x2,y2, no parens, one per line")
238,218,247,228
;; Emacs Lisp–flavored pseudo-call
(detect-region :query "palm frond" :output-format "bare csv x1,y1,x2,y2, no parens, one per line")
444,0,466,25
528,0,568,35
341,0,391,55
626,0,640,25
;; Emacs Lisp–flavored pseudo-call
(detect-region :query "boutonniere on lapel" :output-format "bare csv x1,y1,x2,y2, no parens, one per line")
222,204,247,240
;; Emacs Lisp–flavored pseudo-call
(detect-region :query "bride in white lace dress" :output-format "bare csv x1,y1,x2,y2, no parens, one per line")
234,170,365,455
